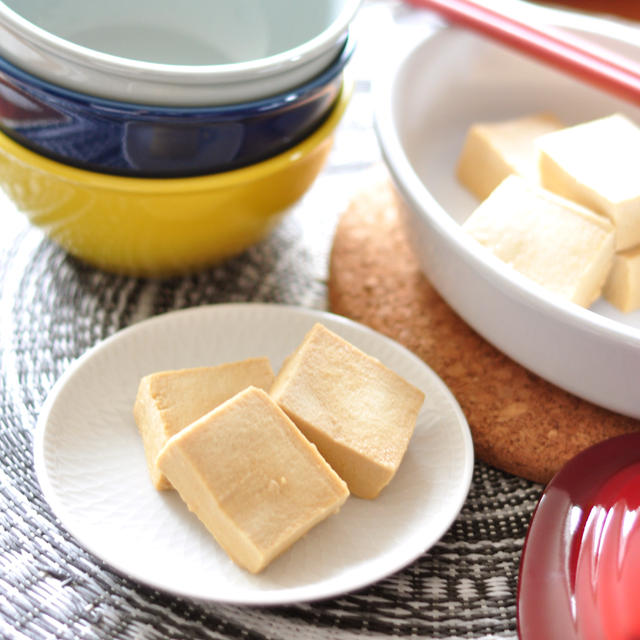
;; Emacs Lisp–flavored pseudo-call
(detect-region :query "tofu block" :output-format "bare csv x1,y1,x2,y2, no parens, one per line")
462,175,615,307
156,386,349,574
133,357,275,490
457,113,564,200
603,245,640,312
270,324,425,499
537,113,640,250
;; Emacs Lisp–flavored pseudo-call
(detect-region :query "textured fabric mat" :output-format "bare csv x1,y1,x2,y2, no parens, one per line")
0,137,538,640
0,3,551,638
0,181,542,640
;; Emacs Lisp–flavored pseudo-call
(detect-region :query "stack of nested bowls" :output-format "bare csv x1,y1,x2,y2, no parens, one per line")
0,0,360,276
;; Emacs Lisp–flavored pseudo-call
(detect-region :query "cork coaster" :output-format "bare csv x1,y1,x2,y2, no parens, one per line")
328,177,640,484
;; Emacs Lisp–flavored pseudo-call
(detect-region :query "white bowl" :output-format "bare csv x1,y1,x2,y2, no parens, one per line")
0,0,361,106
375,17,640,419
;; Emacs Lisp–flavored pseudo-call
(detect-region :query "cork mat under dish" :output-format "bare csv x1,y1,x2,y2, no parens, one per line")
328,177,640,484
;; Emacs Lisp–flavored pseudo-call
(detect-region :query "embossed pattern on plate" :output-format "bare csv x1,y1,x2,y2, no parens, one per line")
33,303,473,605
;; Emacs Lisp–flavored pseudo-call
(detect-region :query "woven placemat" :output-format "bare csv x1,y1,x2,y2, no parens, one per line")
0,195,542,639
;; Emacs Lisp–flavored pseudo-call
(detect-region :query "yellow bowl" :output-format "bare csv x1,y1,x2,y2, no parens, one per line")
0,79,351,277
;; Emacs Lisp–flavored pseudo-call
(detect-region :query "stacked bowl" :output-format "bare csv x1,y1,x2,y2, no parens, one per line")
0,0,360,276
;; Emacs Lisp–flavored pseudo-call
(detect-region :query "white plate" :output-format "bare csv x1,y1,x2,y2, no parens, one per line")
375,15,640,419
33,303,473,605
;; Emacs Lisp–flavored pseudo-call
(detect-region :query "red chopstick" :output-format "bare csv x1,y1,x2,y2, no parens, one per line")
404,0,640,106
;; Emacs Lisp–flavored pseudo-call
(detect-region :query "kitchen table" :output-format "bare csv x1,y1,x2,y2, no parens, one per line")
0,1,633,637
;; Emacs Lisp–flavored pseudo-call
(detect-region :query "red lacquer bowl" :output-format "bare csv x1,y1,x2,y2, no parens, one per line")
517,433,640,640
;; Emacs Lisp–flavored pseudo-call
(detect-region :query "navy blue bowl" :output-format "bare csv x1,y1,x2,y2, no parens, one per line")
0,34,354,177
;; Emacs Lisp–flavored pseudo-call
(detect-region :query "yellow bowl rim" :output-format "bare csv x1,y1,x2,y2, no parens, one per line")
0,75,352,194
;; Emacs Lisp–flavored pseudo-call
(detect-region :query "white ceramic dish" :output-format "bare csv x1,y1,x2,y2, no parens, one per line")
0,0,361,106
33,304,473,605
375,17,640,420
